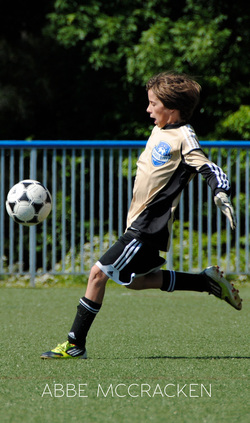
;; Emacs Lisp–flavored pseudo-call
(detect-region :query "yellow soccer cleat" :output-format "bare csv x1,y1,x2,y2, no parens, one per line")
40,341,87,359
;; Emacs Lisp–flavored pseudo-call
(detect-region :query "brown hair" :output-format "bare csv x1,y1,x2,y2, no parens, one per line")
146,72,201,121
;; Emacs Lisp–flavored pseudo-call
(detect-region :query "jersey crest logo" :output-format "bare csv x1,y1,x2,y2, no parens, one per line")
152,141,172,167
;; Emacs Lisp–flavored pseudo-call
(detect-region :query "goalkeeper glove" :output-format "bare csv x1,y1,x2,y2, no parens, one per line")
214,192,236,230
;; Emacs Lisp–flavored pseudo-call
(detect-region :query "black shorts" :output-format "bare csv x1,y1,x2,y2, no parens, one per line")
96,231,166,285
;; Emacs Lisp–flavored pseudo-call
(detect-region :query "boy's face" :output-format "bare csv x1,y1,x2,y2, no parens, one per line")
147,89,178,128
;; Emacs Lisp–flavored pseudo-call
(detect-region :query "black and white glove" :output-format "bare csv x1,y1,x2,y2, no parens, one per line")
214,192,236,230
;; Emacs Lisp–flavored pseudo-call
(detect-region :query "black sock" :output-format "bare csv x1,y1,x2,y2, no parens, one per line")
161,270,209,293
68,297,101,349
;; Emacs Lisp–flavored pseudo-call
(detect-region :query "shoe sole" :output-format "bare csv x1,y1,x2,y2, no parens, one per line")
204,266,242,311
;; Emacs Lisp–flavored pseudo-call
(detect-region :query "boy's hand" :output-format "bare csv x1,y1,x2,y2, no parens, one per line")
214,192,236,230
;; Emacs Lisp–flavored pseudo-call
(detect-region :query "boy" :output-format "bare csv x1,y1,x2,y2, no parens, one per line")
41,72,242,359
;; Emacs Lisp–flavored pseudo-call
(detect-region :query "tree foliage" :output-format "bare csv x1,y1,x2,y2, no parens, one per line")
0,0,249,140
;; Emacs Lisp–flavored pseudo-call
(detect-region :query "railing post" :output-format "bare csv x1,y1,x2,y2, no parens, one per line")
29,149,37,287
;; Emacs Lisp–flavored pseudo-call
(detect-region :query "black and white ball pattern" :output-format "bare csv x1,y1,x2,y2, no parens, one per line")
6,179,52,226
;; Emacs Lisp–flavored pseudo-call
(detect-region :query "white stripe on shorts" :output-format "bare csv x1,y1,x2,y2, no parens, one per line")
113,239,142,271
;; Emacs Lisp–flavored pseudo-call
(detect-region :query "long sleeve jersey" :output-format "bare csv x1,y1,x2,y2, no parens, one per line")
126,122,230,252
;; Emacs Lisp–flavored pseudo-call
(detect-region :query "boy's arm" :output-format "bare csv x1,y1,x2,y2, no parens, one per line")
183,149,236,229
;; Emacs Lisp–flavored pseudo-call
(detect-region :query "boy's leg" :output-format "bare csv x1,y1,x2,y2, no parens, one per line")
130,267,242,310
85,265,109,303
40,233,143,359
40,266,108,359
67,266,108,348
128,269,206,291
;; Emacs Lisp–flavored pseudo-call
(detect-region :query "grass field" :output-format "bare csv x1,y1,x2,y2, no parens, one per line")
0,283,249,423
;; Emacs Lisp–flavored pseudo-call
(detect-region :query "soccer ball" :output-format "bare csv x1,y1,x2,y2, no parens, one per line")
6,179,52,226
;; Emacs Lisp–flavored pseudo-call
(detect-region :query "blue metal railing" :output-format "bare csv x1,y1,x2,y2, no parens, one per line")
1,140,250,148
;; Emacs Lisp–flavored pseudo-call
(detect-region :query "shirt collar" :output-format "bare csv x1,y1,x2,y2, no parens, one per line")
161,121,186,130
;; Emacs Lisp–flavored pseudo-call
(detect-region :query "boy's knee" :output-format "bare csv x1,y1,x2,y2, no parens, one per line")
89,265,108,286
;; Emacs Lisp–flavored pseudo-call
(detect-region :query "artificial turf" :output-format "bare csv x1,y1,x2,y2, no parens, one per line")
0,283,249,423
